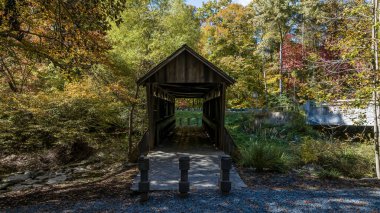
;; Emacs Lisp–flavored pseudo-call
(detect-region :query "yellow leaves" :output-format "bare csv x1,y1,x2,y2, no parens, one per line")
64,80,98,100
199,2,254,60
0,0,123,87
107,81,136,104
0,76,129,122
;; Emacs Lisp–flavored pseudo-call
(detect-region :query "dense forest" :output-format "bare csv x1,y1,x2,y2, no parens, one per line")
0,0,379,178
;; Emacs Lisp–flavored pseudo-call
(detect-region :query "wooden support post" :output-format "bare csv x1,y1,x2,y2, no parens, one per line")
178,156,190,197
219,155,231,194
219,83,226,152
138,155,150,202
146,83,156,149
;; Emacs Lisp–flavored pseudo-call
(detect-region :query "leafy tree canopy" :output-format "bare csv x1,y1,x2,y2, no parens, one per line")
0,0,126,92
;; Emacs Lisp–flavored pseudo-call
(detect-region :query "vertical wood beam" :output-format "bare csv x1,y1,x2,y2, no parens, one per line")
219,83,226,152
146,83,155,149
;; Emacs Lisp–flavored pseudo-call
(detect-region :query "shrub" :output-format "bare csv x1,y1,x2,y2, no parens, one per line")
226,107,375,178
0,78,130,156
317,169,341,180
299,137,326,164
239,139,287,172
299,137,375,178
283,112,321,140
267,94,294,109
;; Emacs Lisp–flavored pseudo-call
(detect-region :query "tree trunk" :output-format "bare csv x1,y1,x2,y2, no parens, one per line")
279,42,283,95
128,85,140,162
0,60,19,92
262,57,268,109
293,75,296,103
372,0,380,178
374,92,380,178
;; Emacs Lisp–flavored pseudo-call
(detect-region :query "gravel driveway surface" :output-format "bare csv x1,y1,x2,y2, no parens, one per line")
4,188,380,212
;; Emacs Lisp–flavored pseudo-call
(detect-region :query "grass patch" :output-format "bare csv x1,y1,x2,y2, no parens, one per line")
298,137,374,178
239,139,287,172
175,110,202,118
317,169,341,180
175,110,202,126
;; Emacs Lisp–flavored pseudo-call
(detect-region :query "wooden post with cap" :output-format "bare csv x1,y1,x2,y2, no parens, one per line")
178,156,190,197
138,155,150,202
219,155,232,194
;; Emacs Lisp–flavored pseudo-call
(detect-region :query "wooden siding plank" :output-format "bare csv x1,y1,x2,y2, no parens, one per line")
137,44,235,85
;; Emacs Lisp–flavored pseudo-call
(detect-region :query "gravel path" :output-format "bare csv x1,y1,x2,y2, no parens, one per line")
4,188,380,212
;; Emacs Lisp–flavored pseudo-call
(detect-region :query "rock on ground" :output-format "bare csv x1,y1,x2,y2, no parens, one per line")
3,173,30,185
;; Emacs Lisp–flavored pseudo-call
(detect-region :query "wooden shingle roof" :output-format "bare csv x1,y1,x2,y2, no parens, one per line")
137,44,235,86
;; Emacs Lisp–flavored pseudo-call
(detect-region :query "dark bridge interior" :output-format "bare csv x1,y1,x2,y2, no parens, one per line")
137,45,236,155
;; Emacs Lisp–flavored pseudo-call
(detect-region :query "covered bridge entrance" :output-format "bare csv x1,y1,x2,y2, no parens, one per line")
137,45,236,155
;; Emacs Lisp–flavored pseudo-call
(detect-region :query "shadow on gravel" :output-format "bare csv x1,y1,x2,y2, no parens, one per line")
237,167,380,190
3,188,380,212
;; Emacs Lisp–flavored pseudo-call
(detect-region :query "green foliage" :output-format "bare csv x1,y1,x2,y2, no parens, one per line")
0,0,126,92
108,0,200,80
196,0,232,22
299,137,321,164
226,110,319,143
106,0,201,161
299,137,375,178
227,112,375,178
296,0,373,102
239,139,287,172
317,169,341,180
0,78,128,154
199,3,263,108
175,110,202,119
0,0,378,178
175,110,202,126
267,94,295,109
251,0,299,47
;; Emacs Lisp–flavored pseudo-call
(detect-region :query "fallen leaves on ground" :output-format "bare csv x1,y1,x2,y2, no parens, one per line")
0,166,138,209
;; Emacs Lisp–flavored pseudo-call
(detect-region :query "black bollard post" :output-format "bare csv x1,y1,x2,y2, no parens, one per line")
178,156,190,197
187,117,190,126
219,155,232,194
138,155,150,202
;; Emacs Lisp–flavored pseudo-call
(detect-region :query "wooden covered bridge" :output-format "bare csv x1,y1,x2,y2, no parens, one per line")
137,44,237,155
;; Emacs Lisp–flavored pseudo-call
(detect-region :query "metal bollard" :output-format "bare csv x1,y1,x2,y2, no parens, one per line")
178,156,190,197
138,155,150,202
219,155,232,194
